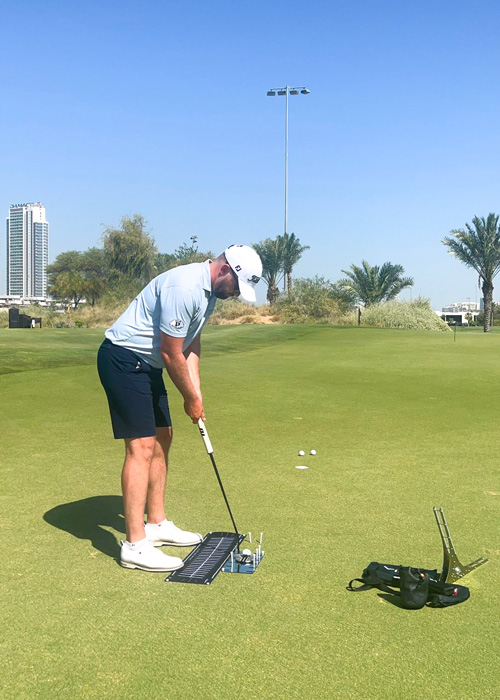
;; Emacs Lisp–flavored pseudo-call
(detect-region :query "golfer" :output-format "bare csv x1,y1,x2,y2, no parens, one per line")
97,245,262,572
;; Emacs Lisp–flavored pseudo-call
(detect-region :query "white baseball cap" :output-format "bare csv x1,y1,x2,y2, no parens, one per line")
224,245,263,302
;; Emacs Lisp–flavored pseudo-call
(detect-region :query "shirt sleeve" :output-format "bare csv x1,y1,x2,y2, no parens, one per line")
159,284,197,338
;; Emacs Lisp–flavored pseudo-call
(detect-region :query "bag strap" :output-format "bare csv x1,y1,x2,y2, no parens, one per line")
347,576,400,597
347,578,374,592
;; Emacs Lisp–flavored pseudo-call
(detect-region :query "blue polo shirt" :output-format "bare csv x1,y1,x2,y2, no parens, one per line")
105,260,216,369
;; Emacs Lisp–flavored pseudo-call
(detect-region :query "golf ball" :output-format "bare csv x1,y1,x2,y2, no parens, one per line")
242,548,252,556
310,449,317,455
298,450,305,456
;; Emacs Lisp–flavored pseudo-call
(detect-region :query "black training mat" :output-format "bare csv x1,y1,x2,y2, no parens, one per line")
167,532,245,585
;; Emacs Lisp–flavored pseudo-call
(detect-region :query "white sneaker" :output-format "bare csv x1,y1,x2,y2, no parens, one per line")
145,520,203,547
120,539,184,572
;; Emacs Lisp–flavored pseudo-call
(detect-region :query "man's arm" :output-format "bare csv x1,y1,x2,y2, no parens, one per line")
183,333,202,401
160,332,204,423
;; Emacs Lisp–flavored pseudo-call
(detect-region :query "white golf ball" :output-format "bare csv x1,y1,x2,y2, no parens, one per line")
298,450,305,456
310,449,317,455
242,548,252,556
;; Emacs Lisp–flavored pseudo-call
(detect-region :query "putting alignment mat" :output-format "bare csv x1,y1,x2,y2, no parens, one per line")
167,531,245,585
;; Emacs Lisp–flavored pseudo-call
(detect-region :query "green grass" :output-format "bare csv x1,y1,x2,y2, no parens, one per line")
1,325,499,699
0,328,104,375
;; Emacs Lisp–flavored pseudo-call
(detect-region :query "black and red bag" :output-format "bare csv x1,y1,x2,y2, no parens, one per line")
347,561,470,609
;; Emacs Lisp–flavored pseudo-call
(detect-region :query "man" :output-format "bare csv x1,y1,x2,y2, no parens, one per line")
97,245,262,572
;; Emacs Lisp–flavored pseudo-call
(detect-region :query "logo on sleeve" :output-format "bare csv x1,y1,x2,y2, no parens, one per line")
170,319,184,330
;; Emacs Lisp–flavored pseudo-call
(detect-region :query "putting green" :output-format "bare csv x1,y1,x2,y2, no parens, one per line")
0,326,498,699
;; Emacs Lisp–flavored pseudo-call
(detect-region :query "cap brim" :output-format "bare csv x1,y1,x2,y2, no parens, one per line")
238,279,257,303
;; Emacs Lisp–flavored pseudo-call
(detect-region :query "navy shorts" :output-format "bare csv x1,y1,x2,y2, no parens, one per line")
97,339,172,439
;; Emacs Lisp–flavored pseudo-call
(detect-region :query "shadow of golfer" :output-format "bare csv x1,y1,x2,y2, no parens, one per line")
43,495,125,561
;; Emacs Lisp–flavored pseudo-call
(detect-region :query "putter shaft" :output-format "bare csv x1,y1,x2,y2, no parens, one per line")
208,452,240,538
198,419,240,540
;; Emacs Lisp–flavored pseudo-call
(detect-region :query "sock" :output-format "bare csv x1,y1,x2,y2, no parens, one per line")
146,519,168,528
124,537,148,549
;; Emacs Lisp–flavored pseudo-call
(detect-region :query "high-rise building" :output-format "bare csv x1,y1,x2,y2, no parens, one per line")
6,202,49,299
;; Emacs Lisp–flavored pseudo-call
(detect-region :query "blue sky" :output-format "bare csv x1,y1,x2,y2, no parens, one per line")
2,0,499,308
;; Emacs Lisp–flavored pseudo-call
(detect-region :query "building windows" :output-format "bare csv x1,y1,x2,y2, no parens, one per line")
6,203,49,299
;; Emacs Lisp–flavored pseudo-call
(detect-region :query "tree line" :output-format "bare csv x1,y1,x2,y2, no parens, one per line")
47,215,213,308
251,212,500,333
442,213,500,333
48,211,500,333
48,215,414,310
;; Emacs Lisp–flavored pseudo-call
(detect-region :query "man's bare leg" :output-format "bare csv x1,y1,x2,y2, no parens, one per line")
146,426,172,525
122,436,156,543
143,426,202,547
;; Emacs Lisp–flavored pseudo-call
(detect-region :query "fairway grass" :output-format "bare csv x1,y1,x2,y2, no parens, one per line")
1,326,499,699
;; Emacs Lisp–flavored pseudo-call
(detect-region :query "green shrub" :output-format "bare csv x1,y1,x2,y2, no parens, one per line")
70,302,129,328
276,276,351,324
208,298,259,325
361,298,450,331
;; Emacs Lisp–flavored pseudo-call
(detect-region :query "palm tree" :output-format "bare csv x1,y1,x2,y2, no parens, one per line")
442,214,500,333
252,238,285,304
281,233,310,296
337,261,414,307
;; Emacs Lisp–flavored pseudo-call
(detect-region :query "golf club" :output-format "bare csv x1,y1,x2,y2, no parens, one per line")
197,418,241,542
167,420,259,584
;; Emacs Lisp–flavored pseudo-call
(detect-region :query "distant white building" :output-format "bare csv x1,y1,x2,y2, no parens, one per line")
436,301,480,325
6,202,49,301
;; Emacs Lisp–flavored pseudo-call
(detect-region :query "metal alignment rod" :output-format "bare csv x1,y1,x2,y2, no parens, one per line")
434,507,455,550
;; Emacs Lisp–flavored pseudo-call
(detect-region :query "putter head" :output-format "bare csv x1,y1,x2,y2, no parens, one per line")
223,531,265,575
235,552,253,565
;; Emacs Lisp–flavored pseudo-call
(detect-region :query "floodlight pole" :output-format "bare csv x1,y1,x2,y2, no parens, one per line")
285,87,289,236
267,85,310,236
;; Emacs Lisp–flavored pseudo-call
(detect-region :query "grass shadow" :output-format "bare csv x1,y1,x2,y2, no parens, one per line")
43,495,125,561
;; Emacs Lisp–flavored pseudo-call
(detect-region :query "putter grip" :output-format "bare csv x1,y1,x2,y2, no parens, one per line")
198,418,214,454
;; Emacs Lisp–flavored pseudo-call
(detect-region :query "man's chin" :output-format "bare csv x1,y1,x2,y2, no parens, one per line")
214,291,230,299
